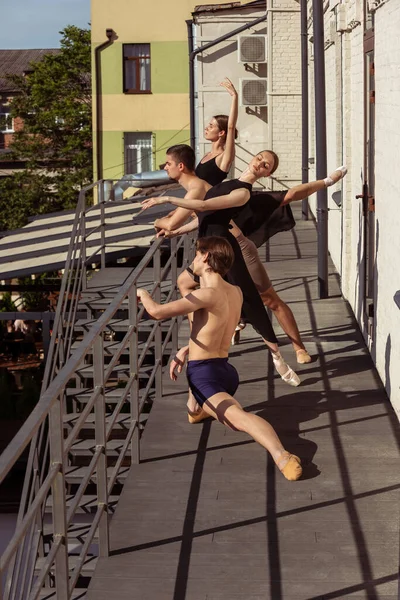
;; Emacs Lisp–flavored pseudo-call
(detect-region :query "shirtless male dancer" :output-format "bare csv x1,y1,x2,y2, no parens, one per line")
137,236,302,481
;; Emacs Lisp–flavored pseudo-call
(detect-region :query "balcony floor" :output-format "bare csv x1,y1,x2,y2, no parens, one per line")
87,206,400,600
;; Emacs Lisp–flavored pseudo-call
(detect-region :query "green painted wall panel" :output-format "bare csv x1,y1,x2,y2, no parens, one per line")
94,41,188,95
151,42,189,93
100,129,190,180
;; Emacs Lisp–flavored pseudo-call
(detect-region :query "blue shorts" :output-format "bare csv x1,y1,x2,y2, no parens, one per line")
186,357,239,407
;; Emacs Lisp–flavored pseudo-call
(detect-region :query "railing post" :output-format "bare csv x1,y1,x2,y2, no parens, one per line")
81,191,87,293
154,248,162,404
128,284,140,464
48,396,69,600
99,181,106,269
93,336,109,557
171,237,178,356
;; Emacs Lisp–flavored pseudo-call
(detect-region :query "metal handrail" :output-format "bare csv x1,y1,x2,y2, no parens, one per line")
0,178,195,599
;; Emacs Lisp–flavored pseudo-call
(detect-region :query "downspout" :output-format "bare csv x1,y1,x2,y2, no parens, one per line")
312,0,329,298
186,20,196,149
267,0,273,188
187,13,268,152
95,29,114,181
300,0,309,220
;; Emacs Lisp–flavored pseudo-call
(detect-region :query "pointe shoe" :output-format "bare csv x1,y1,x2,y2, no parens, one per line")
296,349,312,364
277,452,302,481
325,165,347,187
187,408,210,424
231,321,246,346
272,353,301,387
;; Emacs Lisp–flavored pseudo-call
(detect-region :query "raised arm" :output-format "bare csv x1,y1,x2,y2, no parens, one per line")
137,287,217,320
142,187,250,213
217,78,238,174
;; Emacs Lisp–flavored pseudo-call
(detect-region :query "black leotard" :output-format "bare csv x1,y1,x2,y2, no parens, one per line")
198,179,277,344
234,190,296,247
195,156,228,186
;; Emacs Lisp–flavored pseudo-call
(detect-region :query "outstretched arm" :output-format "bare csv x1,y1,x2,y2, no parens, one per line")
142,187,250,213
154,207,192,233
217,78,238,174
281,166,347,205
137,287,217,320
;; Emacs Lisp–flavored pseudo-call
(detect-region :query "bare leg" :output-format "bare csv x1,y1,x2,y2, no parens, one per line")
261,286,311,363
202,392,302,480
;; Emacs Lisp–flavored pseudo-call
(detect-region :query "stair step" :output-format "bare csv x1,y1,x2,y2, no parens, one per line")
43,518,96,543
71,339,153,355
45,494,119,514
75,363,130,380
65,465,129,485
63,412,131,428
39,589,87,599
35,555,97,577
66,386,130,403
74,317,171,332
70,438,134,457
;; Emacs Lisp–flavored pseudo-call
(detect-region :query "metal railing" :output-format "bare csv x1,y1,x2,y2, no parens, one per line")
0,180,195,599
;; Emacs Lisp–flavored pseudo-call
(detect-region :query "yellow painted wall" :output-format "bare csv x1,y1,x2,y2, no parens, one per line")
102,94,190,131
91,0,222,42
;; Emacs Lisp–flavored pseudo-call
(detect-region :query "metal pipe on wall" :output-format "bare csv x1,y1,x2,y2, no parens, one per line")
95,30,114,181
301,0,309,220
312,0,329,298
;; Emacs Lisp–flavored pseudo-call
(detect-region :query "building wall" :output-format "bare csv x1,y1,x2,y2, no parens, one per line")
195,0,302,187
91,0,220,180
307,0,400,415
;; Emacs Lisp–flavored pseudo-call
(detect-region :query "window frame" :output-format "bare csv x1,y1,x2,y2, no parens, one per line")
123,43,152,95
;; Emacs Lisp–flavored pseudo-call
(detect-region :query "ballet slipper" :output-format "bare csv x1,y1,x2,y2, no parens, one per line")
324,165,347,187
272,353,301,387
277,452,302,481
296,349,312,364
231,320,246,345
188,408,210,424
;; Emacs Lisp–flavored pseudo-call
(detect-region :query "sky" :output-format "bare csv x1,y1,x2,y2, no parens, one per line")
0,0,90,49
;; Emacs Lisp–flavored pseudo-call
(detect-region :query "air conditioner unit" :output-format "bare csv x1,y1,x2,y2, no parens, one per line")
238,35,267,63
239,78,268,107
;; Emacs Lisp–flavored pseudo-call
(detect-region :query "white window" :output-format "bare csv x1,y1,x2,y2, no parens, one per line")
124,132,153,175
0,109,14,133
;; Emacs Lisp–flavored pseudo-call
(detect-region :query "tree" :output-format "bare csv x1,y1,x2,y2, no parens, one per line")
0,26,92,231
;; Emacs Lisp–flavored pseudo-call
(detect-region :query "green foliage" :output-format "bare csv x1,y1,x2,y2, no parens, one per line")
0,292,17,312
0,25,92,231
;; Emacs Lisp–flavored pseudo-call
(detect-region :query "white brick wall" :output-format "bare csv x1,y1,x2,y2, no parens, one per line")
307,0,400,414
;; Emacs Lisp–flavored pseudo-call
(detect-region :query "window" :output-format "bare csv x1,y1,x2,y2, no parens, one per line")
123,44,151,93
0,109,14,133
124,132,153,175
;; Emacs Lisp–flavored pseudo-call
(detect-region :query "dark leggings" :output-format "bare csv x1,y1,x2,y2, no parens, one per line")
225,231,277,344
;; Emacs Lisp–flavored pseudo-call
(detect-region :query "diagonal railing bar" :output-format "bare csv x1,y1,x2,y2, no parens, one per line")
0,179,196,599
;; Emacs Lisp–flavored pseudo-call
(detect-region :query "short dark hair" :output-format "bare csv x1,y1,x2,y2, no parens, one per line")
214,114,238,140
196,236,234,276
166,144,195,171
260,150,279,175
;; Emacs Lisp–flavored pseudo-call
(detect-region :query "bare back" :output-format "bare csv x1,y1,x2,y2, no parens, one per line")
188,279,242,360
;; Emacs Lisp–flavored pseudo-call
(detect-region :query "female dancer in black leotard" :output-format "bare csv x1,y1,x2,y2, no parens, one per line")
194,77,238,186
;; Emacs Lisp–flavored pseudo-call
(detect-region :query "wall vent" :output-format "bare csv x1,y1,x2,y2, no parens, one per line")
239,78,268,106
238,35,267,63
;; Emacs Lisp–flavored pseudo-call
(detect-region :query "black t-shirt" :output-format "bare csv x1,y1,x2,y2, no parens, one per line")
234,190,296,248
195,157,228,186
198,179,252,238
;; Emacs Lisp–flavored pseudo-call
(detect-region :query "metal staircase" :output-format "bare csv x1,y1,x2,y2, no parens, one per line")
0,180,194,600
